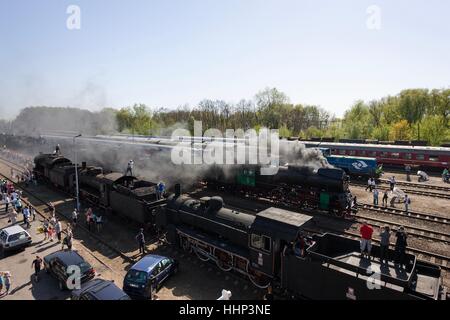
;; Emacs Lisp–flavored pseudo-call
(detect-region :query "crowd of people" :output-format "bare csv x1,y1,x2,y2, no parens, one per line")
366,176,411,212
359,222,409,268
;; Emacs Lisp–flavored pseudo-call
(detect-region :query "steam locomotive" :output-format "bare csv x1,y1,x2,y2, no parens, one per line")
33,153,165,226
32,152,446,299
204,164,354,217
156,191,445,300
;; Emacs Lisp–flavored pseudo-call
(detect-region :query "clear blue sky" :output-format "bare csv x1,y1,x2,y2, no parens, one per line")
0,0,449,119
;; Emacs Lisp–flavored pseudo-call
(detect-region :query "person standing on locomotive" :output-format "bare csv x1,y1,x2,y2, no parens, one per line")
157,181,166,200
379,226,391,264
360,222,374,259
395,226,408,268
54,144,61,155
126,160,134,176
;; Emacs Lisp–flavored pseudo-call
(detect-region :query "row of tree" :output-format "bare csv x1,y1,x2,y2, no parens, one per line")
115,88,449,145
2,87,449,146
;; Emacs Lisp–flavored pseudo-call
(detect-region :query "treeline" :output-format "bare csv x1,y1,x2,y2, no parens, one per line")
2,87,449,146
116,88,333,137
116,88,450,145
1,107,117,136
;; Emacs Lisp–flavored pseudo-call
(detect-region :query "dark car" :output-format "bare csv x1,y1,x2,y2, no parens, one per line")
71,278,131,300
43,250,96,290
123,254,178,299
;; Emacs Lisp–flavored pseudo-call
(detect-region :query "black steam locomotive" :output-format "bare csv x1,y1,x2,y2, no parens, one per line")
156,191,445,300
205,164,354,217
33,153,165,226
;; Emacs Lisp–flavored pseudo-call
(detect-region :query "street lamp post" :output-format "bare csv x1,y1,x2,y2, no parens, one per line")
73,134,82,211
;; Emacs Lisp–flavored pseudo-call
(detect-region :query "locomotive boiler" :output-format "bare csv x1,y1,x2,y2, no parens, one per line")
205,164,353,217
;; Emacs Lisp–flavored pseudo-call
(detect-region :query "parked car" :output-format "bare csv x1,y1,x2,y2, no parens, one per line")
0,225,32,256
43,250,96,290
71,278,131,300
123,254,178,299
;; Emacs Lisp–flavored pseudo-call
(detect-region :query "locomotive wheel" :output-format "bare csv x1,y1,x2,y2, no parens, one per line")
246,262,271,289
193,246,210,262
213,248,233,272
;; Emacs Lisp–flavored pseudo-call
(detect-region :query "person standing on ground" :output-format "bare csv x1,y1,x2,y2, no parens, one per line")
72,209,78,227
443,168,449,183
30,206,36,221
85,208,93,231
382,190,389,207
4,194,9,213
389,176,396,190
9,208,17,225
379,226,391,264
0,272,3,294
136,228,146,254
47,224,54,242
23,206,31,229
395,227,408,269
62,233,73,251
43,219,49,241
404,194,410,212
405,165,411,182
55,219,62,243
1,272,11,295
31,256,43,282
360,222,374,259
373,188,379,206
96,215,103,232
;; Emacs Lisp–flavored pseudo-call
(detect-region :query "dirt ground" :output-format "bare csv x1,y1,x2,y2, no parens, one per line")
350,185,450,219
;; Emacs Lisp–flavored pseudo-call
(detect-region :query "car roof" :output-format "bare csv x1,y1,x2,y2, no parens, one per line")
75,279,129,300
1,225,28,235
130,254,167,273
44,250,87,266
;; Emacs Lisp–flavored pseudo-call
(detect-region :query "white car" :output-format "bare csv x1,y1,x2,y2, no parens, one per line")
0,225,32,255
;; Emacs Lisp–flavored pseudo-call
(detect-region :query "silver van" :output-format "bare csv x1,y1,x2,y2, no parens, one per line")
0,225,32,254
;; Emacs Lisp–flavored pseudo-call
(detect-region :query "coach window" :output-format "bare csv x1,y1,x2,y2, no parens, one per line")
404,153,412,160
349,150,356,156
429,155,439,162
360,151,366,156
369,151,377,157
380,152,388,158
391,153,400,158
416,154,425,160
251,234,271,253
339,149,346,155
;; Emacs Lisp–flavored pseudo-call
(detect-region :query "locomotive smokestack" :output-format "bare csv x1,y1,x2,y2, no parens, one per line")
82,161,86,169
175,183,181,197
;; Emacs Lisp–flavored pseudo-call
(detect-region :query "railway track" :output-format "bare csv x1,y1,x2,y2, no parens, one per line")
358,203,450,226
350,182,450,199
208,192,450,272
379,178,450,192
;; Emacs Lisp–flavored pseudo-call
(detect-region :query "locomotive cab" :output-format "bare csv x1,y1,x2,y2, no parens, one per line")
248,208,315,282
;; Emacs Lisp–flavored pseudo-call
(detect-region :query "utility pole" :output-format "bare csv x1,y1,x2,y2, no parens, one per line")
73,134,82,211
